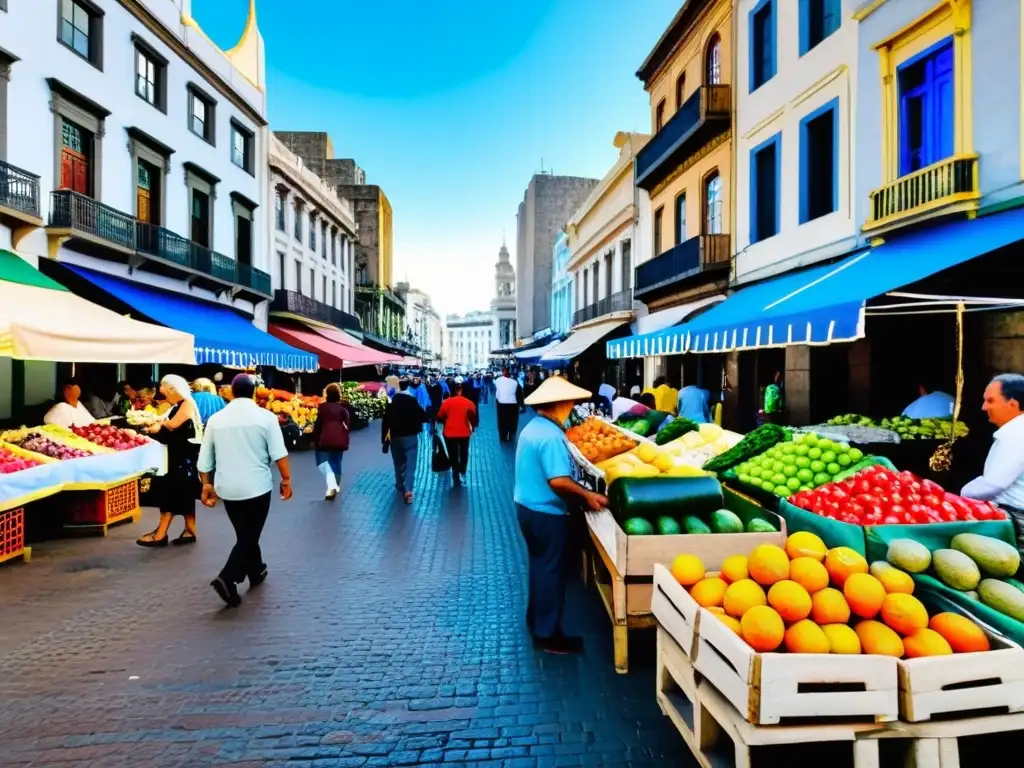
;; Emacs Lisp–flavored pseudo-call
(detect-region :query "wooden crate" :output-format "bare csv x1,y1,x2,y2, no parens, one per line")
892,710,1024,768
898,634,1024,722
0,507,30,566
694,606,899,725
652,563,702,659
657,626,901,768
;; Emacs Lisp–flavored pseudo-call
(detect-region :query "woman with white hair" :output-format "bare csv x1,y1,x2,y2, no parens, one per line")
137,374,203,547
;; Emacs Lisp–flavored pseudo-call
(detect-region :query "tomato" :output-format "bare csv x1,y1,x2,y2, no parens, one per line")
882,515,901,525
847,501,866,518
859,493,880,506
940,502,958,522
950,498,972,520
855,479,873,495
889,503,907,518
923,494,942,509
922,479,945,496
831,488,849,502
889,491,904,505
906,493,922,505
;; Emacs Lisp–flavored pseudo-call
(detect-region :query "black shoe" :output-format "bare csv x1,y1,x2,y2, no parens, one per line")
535,633,584,655
211,577,241,607
249,568,268,587
171,532,197,546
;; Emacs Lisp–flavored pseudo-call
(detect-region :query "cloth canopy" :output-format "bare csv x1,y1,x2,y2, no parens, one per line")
610,207,1024,357
636,295,725,335
515,338,564,362
0,250,194,364
268,321,400,368
63,264,317,371
542,317,628,361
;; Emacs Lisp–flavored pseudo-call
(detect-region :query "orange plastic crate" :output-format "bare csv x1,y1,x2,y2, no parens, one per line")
67,480,140,525
0,507,26,563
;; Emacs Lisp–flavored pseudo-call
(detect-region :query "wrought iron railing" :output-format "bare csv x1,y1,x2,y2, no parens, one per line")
0,160,41,218
271,289,360,331
50,190,135,250
635,85,731,186
573,289,633,326
634,234,731,297
867,155,979,227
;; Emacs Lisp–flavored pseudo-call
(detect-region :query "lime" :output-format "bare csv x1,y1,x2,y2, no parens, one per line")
783,465,798,477
809,460,826,473
813,472,831,486
820,450,837,464
799,484,812,492
760,468,774,481
795,456,810,469
801,434,819,446
786,477,801,491
836,454,852,467
796,468,814,482
827,462,841,475
793,444,809,456
772,473,787,486
738,473,751,484
772,461,785,473
849,447,864,462
819,439,836,452
774,485,791,497
807,447,822,460
781,443,795,454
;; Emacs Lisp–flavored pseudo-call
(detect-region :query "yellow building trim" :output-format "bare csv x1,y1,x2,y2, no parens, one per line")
853,0,890,21
790,65,847,110
742,108,785,141
649,130,731,199
874,0,972,183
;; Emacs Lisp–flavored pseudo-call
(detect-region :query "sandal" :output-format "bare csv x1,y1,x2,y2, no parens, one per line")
172,532,197,546
136,531,168,548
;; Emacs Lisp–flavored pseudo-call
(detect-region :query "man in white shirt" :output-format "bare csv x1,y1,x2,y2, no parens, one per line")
494,367,523,443
43,379,96,428
199,374,292,607
962,374,1024,562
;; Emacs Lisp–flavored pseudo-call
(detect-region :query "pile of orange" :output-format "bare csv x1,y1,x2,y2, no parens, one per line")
566,417,638,463
670,531,991,657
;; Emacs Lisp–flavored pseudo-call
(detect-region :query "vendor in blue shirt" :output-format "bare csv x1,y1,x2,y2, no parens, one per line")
903,380,955,420
514,377,608,655
677,384,712,423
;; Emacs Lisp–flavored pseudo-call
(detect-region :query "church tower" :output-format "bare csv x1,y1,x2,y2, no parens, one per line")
491,241,517,348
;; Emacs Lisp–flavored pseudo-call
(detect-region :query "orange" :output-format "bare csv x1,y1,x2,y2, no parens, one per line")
690,577,729,608
844,573,886,619
716,614,742,636
904,628,953,658
720,554,749,584
822,623,861,654
748,544,791,587
707,606,727,616
723,579,767,618
869,561,915,594
786,531,827,562
790,557,830,594
767,580,812,623
825,547,869,588
810,588,851,625
929,612,990,653
671,554,705,587
739,605,785,652
785,619,831,654
880,593,929,636
855,620,905,657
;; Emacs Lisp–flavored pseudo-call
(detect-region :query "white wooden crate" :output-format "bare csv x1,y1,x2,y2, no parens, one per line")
695,607,899,725
651,563,702,659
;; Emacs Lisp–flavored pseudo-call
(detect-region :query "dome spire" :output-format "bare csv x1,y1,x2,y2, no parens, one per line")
226,0,265,90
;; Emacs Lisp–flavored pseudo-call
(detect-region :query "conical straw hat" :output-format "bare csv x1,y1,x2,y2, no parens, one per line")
524,376,592,406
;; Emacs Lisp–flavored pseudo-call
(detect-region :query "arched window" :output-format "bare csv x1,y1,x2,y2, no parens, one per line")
704,172,722,235
675,72,686,109
706,34,722,85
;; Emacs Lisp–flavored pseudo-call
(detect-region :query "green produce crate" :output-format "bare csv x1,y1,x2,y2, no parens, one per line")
721,470,780,513
912,573,1024,648
776,498,1016,558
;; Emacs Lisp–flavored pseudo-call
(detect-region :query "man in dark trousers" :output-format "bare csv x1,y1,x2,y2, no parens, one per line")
199,374,292,608
426,374,444,429
494,367,523,443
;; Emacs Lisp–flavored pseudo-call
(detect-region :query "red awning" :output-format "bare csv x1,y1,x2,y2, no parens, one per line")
268,322,401,368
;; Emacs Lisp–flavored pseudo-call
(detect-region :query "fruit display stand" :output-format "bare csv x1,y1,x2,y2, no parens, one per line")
567,419,652,494
60,473,144,535
583,487,786,674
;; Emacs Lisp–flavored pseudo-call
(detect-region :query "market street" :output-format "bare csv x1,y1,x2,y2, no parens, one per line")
0,405,689,768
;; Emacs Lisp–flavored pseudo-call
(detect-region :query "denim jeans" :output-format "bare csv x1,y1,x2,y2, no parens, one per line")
315,449,344,492
390,434,419,493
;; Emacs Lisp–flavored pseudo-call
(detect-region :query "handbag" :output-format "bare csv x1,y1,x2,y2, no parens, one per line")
382,429,391,455
431,431,450,472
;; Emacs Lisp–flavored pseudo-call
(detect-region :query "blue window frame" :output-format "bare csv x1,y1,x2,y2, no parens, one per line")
675,192,687,244
749,133,781,243
749,0,776,92
799,0,840,55
799,97,839,223
897,37,954,176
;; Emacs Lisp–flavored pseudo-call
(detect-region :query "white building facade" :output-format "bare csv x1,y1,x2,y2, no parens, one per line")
404,287,443,365
490,241,516,349
0,0,272,409
445,311,495,372
268,134,356,315
550,230,573,337
733,0,859,284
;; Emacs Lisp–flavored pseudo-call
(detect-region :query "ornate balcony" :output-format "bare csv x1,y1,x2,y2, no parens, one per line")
49,190,272,301
635,85,731,191
634,234,731,300
0,160,43,236
573,289,633,327
271,289,361,333
865,155,980,232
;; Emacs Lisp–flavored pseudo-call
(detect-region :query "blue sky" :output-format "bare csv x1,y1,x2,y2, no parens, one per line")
193,0,680,317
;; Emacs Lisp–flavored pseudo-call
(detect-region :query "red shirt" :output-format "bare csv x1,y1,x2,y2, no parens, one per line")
436,395,478,438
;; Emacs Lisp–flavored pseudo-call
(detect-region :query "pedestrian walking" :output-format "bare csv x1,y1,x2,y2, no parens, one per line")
313,383,350,500
515,377,608,654
426,375,444,429
494,367,523,442
199,374,292,608
137,374,203,547
435,379,478,486
381,378,428,504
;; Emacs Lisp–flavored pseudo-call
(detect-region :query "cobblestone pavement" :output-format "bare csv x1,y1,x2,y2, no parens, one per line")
0,405,691,768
